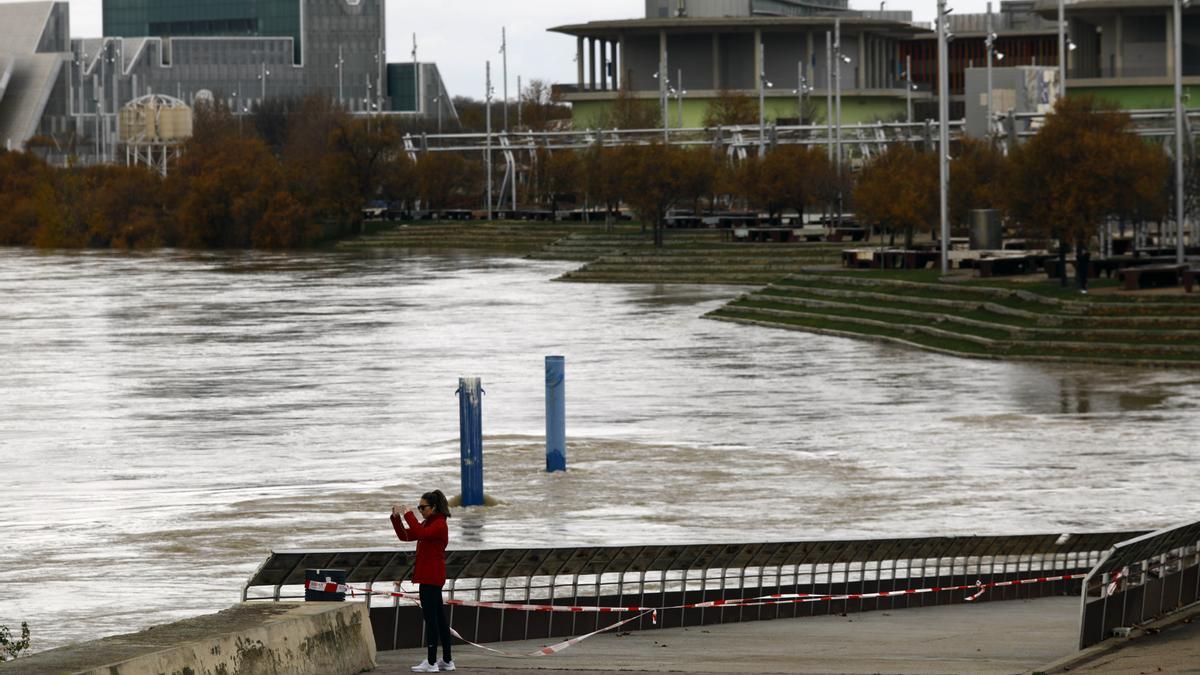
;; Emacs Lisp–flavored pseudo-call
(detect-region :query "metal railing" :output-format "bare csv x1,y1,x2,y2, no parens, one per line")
244,530,1141,650
1079,519,1200,649
400,120,960,157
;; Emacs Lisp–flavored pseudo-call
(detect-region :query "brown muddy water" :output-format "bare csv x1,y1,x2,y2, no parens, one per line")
0,248,1197,652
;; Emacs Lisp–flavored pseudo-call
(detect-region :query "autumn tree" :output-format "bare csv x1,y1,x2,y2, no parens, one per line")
703,89,758,127
736,145,834,221
518,79,572,131
0,150,51,245
531,148,581,210
853,143,939,248
416,152,479,212
596,81,660,130
949,136,1006,227
674,147,721,216
579,144,626,231
1003,96,1170,281
621,142,692,246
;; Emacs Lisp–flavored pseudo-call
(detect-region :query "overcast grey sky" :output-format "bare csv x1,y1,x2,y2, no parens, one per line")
4,0,999,99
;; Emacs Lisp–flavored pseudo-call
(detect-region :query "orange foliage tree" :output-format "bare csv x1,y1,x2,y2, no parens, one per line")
852,143,939,247
736,145,834,221
1003,96,1168,249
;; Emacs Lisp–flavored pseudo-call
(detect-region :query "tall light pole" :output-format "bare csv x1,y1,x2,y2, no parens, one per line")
1173,0,1189,264
834,18,843,174
834,19,849,226
986,2,995,136
826,31,833,161
110,40,119,163
938,0,951,274
486,61,494,220
676,68,686,128
259,62,270,104
412,34,419,115
1058,0,1067,99
656,60,669,143
517,74,523,129
906,54,914,124
758,41,770,154
501,27,509,131
335,44,344,107
793,61,808,125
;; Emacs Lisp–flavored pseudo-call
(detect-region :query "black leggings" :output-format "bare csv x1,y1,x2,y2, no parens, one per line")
420,583,452,664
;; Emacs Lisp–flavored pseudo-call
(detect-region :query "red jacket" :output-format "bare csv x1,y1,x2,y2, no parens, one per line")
391,512,448,587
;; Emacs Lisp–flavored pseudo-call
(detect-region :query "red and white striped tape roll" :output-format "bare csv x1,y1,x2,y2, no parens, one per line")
306,580,350,594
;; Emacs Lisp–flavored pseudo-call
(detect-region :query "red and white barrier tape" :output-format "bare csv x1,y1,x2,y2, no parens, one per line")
447,610,656,658
327,572,1083,659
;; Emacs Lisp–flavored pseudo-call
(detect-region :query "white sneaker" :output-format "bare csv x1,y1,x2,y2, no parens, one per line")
437,660,456,671
411,660,440,672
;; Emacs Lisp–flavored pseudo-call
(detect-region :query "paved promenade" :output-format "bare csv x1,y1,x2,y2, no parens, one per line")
377,596,1079,674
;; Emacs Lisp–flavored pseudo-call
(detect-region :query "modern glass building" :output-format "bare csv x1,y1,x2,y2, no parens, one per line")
103,0,303,62
0,0,457,164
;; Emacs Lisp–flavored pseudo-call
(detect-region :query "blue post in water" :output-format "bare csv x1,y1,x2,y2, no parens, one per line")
545,356,566,472
457,377,484,506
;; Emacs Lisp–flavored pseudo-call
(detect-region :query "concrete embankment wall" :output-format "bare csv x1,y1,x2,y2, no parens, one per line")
1,602,375,675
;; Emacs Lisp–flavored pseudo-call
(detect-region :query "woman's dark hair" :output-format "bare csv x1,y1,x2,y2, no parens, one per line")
422,490,451,518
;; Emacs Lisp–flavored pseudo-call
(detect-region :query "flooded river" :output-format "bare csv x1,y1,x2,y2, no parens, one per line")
1,248,1197,652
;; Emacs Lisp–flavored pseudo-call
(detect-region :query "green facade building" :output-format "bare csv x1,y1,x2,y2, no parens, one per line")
103,0,303,62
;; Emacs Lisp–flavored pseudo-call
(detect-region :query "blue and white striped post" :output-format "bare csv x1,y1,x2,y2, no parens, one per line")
457,377,484,506
545,356,566,472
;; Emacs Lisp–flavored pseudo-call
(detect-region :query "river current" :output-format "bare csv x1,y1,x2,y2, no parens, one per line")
1,248,1197,652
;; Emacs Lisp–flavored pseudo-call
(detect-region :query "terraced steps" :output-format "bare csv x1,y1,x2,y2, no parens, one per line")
549,236,846,284
336,222,624,254
707,273,1200,367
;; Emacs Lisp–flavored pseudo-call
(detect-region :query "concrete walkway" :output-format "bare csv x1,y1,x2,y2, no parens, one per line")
377,597,1079,674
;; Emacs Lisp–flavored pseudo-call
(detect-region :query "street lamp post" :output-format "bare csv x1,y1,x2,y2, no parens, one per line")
834,19,850,226
906,54,913,124
657,53,669,143
834,18,843,174
676,68,686,128
501,27,509,131
486,60,494,221
110,41,119,163
793,61,808,125
259,62,270,104
758,41,768,154
412,34,420,115
517,74,523,129
1173,0,1189,264
938,0,951,275
1058,0,1067,98
826,31,833,161
335,44,344,107
986,3,995,135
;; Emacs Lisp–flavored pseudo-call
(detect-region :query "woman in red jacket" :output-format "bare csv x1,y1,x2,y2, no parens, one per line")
391,490,454,673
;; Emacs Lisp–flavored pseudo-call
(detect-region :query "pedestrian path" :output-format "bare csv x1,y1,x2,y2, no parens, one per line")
377,596,1078,674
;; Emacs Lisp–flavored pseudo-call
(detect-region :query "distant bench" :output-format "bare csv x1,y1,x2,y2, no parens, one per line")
1117,264,1195,292
975,255,1049,277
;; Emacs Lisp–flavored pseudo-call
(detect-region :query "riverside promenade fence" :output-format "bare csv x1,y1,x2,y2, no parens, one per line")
243,531,1141,650
1079,519,1200,648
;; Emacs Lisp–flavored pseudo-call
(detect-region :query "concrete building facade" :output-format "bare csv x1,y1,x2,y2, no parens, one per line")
552,15,924,128
0,0,457,161
553,0,1197,131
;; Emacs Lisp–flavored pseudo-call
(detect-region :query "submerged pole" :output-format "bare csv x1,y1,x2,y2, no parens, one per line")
545,356,566,472
457,377,484,506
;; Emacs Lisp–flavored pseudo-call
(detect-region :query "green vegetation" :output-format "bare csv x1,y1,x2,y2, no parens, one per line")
707,272,1200,367
0,622,30,662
